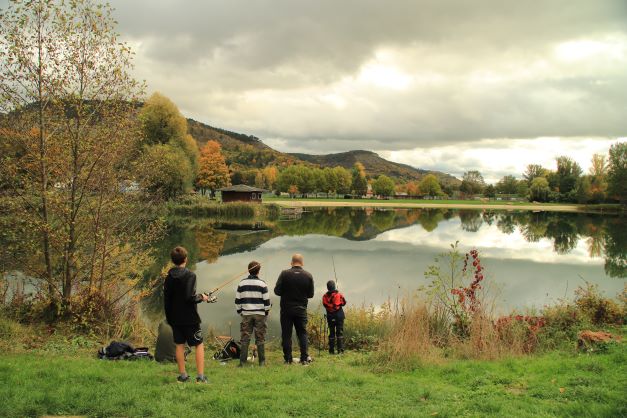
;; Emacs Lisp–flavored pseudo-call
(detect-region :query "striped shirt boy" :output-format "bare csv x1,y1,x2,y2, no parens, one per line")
235,275,271,316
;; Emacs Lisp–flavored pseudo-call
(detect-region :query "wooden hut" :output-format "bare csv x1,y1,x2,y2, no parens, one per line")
219,185,265,203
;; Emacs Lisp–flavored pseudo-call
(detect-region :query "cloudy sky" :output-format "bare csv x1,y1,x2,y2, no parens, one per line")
103,1,627,180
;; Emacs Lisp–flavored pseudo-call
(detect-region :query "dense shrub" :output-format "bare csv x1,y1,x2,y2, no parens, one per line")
574,283,624,325
307,302,394,351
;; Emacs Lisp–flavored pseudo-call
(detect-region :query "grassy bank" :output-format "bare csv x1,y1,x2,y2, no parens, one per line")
0,346,625,417
264,196,625,213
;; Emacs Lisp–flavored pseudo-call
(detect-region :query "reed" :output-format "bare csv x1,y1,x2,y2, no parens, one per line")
168,196,280,219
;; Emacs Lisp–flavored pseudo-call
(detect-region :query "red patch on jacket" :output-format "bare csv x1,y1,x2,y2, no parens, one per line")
323,291,346,313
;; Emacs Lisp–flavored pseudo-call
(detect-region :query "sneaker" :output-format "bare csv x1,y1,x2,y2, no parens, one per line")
196,375,208,384
284,359,293,365
177,374,190,383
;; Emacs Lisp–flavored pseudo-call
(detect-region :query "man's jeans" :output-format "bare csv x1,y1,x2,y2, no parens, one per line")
280,310,308,362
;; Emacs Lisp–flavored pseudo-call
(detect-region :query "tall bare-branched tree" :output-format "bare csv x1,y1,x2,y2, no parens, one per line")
0,0,160,321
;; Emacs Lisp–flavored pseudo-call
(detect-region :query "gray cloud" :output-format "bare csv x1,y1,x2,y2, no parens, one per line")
2,0,626,163
102,0,627,152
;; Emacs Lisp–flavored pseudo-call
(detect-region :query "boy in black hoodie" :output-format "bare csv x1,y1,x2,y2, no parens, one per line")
322,280,347,354
163,246,211,383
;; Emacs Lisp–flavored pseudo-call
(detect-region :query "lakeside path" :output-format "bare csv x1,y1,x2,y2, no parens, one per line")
267,199,586,212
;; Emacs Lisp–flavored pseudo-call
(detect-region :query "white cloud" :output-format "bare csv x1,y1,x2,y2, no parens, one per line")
381,137,623,183
376,222,600,266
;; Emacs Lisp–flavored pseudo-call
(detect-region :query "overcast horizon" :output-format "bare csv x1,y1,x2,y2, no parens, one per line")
10,0,627,182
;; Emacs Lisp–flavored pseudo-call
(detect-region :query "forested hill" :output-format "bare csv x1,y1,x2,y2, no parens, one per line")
292,150,460,185
187,118,459,184
187,118,299,170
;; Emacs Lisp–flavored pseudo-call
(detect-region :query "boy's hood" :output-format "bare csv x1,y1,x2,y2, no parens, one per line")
169,266,188,278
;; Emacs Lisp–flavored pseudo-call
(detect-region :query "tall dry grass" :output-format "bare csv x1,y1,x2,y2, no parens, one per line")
380,303,434,364
368,297,552,370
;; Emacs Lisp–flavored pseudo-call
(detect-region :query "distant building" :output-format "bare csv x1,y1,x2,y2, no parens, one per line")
119,180,140,193
219,184,265,203
366,183,373,198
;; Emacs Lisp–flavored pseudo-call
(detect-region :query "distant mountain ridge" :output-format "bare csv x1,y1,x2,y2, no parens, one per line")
291,150,459,185
187,118,459,184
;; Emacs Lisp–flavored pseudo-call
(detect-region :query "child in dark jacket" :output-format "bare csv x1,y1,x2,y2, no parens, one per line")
322,280,347,354
163,246,211,383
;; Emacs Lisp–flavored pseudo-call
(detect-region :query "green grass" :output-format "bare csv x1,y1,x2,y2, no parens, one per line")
264,195,564,206
1,346,625,417
264,196,625,212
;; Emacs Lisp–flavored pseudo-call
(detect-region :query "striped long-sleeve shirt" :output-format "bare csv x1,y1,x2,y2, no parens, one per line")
235,275,271,316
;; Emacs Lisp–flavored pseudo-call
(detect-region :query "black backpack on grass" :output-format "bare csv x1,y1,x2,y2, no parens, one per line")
98,341,154,361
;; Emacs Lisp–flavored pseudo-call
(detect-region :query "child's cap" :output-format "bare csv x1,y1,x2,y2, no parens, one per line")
326,280,336,291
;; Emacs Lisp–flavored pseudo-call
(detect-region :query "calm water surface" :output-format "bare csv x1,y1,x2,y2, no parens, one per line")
146,208,626,338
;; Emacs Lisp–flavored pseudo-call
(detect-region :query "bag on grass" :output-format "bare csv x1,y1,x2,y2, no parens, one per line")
212,337,240,361
98,341,153,361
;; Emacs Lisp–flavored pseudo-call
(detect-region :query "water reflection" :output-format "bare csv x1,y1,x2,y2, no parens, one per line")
144,208,626,333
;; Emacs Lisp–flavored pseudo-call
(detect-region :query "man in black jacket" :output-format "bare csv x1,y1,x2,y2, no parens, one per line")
163,246,210,383
274,253,314,365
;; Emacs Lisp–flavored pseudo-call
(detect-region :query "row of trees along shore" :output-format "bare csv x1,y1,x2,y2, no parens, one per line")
221,144,626,204
450,148,626,204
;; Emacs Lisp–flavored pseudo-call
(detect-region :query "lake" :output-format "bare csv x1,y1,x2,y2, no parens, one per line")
144,207,626,340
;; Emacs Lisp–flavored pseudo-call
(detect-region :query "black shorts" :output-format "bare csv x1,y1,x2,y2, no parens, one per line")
172,324,203,347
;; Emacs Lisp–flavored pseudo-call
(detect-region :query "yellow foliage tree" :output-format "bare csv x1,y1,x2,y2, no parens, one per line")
196,140,231,197
262,166,278,190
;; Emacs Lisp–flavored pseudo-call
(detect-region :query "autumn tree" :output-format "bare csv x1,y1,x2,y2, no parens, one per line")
0,0,159,314
195,140,230,197
575,176,592,204
261,166,278,190
460,170,486,196
523,164,549,185
318,166,352,196
589,153,608,202
484,184,496,198
496,175,519,195
138,93,199,199
351,162,368,196
529,177,550,202
406,181,421,197
419,174,442,197
555,156,582,196
372,175,395,197
516,180,529,198
607,142,627,204
137,144,193,199
277,165,301,195
590,154,607,178
139,92,187,145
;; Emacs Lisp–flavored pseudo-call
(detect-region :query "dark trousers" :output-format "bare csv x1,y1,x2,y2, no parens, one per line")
240,314,267,345
280,310,308,362
327,312,345,352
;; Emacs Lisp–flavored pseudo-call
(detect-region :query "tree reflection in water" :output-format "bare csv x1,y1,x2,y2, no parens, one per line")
138,207,625,321
144,208,626,312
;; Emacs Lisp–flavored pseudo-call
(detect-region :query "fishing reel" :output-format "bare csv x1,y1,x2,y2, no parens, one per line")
203,292,218,303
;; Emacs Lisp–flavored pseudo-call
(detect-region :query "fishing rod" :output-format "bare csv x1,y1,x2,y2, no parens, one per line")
203,262,262,302
331,255,338,289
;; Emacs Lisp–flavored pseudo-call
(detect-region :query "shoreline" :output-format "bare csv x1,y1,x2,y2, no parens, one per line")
266,199,601,213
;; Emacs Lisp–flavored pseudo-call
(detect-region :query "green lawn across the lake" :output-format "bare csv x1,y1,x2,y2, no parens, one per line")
1,346,625,417
263,195,560,205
